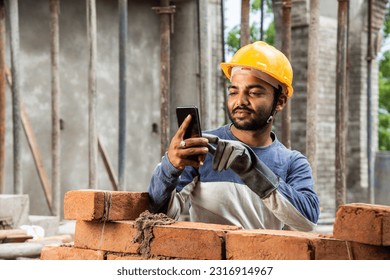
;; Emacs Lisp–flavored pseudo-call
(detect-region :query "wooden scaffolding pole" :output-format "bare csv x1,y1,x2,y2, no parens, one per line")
0,1,5,194
5,67,53,214
21,103,53,213
306,0,320,182
50,0,61,216
153,0,175,157
87,0,98,189
6,0,22,194
240,0,250,47
335,0,349,209
281,0,291,149
367,0,374,203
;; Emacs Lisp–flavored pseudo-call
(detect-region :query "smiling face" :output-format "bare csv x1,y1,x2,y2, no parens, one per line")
227,70,276,132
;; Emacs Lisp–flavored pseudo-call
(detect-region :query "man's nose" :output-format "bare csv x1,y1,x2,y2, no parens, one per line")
236,91,249,106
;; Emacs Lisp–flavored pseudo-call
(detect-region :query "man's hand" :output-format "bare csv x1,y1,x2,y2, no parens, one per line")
167,114,209,170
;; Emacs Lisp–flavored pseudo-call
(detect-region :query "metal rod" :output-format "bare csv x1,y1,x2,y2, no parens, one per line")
0,0,5,194
240,0,250,47
335,0,349,209
306,0,319,182
260,0,264,41
118,0,127,191
87,0,98,189
281,0,291,149
6,0,22,194
50,0,61,217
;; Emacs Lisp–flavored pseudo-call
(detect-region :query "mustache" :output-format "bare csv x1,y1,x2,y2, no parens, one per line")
233,106,255,114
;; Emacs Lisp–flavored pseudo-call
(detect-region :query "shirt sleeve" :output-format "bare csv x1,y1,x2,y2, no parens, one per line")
262,151,320,231
147,153,182,213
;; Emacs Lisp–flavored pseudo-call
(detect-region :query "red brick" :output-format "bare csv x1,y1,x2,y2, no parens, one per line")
107,253,145,260
333,203,390,246
64,190,149,221
226,230,314,260
383,214,390,246
40,245,104,260
74,220,139,253
346,242,390,259
150,221,241,260
226,229,390,260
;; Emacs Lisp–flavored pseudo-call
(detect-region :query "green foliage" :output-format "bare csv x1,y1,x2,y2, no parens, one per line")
379,51,390,150
384,8,390,39
379,112,390,151
378,1,390,150
251,0,272,11
225,0,275,56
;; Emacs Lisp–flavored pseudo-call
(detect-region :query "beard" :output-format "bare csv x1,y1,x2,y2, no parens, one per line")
227,105,273,131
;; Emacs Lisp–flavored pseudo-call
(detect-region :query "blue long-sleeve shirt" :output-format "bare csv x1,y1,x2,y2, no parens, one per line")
148,124,320,231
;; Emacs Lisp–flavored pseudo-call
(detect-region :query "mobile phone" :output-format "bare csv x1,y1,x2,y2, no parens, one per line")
176,106,202,139
176,106,202,161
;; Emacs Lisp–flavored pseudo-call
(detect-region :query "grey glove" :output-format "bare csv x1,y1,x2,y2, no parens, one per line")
204,133,279,199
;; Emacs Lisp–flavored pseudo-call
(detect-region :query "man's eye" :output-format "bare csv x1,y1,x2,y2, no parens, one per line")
249,91,263,96
228,91,238,95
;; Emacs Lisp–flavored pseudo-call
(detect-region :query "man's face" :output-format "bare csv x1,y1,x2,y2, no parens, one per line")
227,70,275,131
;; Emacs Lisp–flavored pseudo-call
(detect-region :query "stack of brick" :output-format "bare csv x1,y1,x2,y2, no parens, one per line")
40,190,390,260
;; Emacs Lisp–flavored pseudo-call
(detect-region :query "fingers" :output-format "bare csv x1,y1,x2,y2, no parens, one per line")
167,136,209,170
174,145,209,169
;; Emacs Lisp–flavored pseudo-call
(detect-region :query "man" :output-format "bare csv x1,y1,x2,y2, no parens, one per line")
148,41,320,231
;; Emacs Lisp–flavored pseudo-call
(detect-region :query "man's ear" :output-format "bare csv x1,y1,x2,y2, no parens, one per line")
276,94,288,112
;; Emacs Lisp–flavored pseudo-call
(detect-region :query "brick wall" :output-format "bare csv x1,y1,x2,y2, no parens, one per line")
40,190,390,260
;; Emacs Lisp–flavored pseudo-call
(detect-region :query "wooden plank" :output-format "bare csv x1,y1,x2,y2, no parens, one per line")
2,234,32,243
20,103,53,212
87,0,98,189
50,0,61,217
98,137,118,191
0,240,62,259
0,229,27,241
4,66,53,212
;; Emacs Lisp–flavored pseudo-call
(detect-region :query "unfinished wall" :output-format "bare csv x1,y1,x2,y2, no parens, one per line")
38,190,390,260
2,0,224,218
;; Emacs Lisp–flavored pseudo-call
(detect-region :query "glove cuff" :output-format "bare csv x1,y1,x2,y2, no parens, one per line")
239,147,279,199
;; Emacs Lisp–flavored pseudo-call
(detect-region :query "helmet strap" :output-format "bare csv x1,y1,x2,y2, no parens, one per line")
267,85,283,123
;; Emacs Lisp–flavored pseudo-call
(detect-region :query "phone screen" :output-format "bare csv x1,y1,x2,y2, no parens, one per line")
176,106,202,162
176,106,202,139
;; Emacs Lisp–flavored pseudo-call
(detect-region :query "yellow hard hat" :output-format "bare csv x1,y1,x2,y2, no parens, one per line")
220,41,294,97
